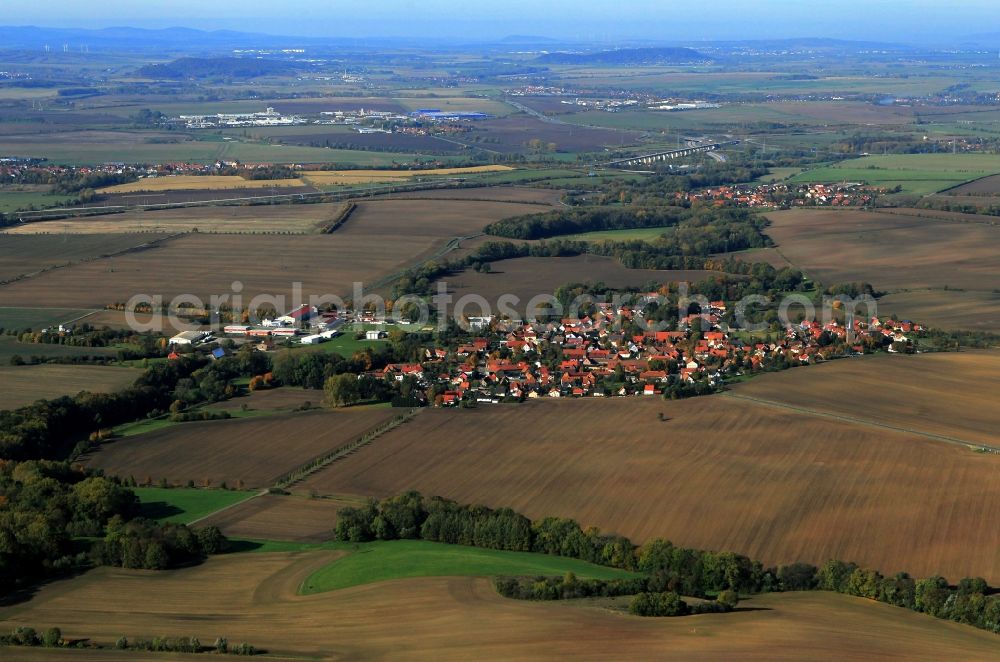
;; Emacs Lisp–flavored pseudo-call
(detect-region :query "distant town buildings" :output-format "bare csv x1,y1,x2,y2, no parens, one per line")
176,107,306,129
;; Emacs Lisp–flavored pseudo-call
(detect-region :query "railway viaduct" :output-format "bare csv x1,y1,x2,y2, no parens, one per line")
604,140,740,168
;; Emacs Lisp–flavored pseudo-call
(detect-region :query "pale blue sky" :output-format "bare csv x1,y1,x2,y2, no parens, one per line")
3,0,999,43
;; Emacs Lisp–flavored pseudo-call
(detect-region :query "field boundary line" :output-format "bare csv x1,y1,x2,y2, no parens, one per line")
273,408,422,489
872,207,1000,228
318,202,357,234
722,392,1000,453
355,232,485,297
187,489,268,527
934,174,997,195
0,231,187,286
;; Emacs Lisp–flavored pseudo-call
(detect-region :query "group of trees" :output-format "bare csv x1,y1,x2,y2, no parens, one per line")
393,207,774,300
0,459,226,595
483,205,690,240
565,162,772,207
0,357,206,461
494,573,647,601
335,492,764,595
1,628,258,656
96,517,227,570
336,492,1000,632
0,334,438,465
0,461,137,593
0,462,231,587
810,560,1000,630
12,325,165,352
7,168,136,195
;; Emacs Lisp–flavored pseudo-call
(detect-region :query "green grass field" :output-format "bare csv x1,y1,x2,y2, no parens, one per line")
560,226,673,242
297,539,641,594
554,69,965,97
792,153,1000,195
755,167,806,183
134,487,256,524
0,138,449,167
289,324,422,357
111,416,179,437
0,334,117,363
0,307,98,330
0,190,74,213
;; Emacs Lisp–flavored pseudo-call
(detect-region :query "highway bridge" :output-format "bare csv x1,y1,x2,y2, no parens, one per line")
604,140,740,168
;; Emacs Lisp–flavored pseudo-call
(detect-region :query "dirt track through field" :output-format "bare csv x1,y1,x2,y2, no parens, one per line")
250,551,345,605
722,392,1000,452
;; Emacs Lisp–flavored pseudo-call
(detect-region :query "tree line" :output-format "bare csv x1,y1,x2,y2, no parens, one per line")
0,459,228,595
335,492,1000,631
393,207,773,299
1,627,259,656
0,341,423,463
483,205,690,240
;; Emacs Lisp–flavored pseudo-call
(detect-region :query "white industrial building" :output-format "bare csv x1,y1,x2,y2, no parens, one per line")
168,330,209,346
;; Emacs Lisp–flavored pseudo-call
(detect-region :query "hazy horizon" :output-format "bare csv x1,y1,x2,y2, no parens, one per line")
3,0,1000,45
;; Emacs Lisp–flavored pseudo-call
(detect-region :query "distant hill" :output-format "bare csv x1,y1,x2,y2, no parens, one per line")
500,35,559,44
0,25,312,51
136,57,306,80
708,37,906,48
536,47,706,65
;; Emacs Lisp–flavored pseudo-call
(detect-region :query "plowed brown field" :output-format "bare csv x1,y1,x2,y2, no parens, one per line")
0,199,546,307
5,202,341,235
199,494,346,542
763,208,1000,291
300,373,1000,582
84,407,399,489
3,552,998,661
732,351,1000,447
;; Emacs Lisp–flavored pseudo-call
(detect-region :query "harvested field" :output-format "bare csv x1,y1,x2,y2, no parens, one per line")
873,207,1000,226
0,233,171,283
301,395,1000,583
5,202,348,235
199,494,345,542
469,114,640,153
74,309,206,335
437,255,725,313
301,165,513,187
339,197,539,243
877,289,1000,333
3,552,999,661
732,352,1000,447
929,193,1000,210
0,364,138,410
0,131,391,167
385,185,563,205
0,306,97,330
714,246,794,269
943,173,1000,195
98,175,304,194
96,185,317,207
763,208,1000,291
0,335,117,364
791,153,1000,195
0,199,546,307
84,407,401,489
208,387,322,413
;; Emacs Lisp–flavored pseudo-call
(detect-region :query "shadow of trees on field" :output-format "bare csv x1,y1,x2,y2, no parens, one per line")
137,501,184,521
